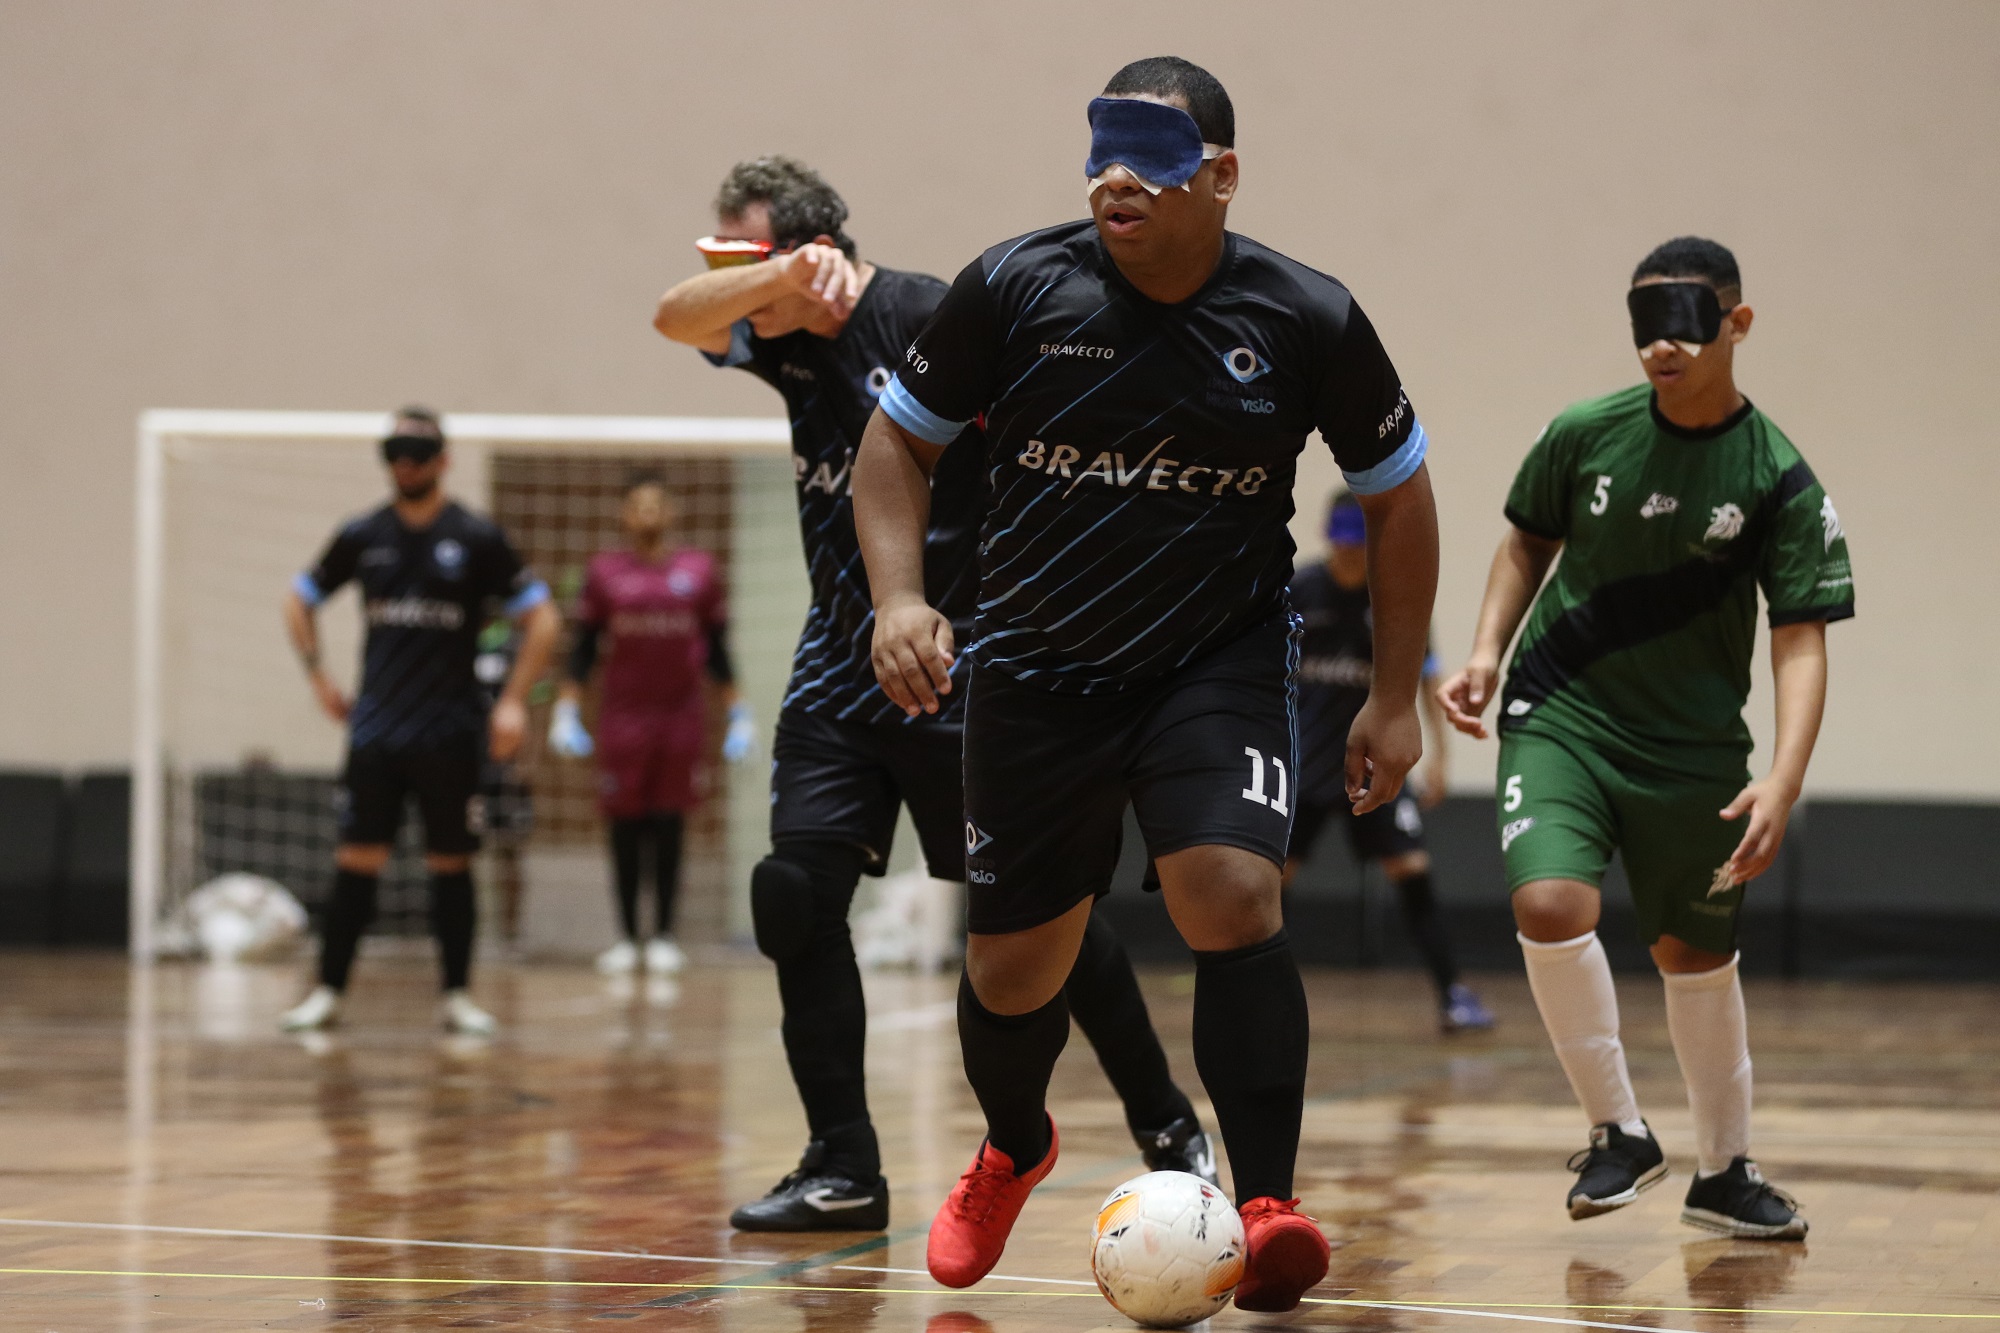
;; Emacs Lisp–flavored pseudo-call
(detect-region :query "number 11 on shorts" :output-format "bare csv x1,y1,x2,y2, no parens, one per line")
1243,747,1290,816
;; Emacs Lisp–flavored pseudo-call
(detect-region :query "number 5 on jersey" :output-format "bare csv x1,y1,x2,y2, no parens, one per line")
1243,747,1290,816
1590,475,1613,516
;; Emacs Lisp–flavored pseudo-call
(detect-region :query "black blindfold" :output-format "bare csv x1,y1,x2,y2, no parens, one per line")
381,432,444,464
1627,281,1728,348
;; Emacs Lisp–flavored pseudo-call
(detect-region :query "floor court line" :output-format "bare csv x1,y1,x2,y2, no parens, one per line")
5,1265,1991,1328
0,1216,775,1268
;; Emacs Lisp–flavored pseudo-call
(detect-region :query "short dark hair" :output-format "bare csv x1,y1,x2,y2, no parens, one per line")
1632,236,1741,295
1102,56,1234,148
714,155,856,258
624,469,668,497
394,404,444,439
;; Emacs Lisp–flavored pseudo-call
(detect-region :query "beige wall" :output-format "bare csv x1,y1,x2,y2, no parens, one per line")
3,1,1994,797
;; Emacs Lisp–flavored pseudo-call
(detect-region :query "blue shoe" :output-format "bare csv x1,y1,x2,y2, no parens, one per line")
1441,983,1496,1033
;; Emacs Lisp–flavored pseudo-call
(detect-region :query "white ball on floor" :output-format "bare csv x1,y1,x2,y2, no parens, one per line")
186,873,307,963
1091,1170,1245,1329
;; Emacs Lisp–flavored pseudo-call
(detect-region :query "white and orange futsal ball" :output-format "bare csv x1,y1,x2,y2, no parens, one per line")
1089,1170,1246,1328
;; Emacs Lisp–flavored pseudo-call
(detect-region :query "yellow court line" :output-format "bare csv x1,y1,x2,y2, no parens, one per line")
4,1267,1994,1323
0,1267,1080,1298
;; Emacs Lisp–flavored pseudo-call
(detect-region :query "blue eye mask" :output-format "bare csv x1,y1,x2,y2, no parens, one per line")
1085,96,1225,195
1326,503,1367,548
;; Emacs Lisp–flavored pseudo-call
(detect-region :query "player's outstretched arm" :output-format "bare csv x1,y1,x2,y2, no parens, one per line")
653,244,862,355
1719,620,1828,884
492,599,560,763
853,407,952,717
283,588,348,723
1347,465,1441,814
1437,526,1562,739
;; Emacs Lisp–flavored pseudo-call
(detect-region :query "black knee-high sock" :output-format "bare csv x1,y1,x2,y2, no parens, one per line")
959,972,1068,1172
429,869,477,991
650,812,685,936
1192,928,1309,1204
318,868,379,990
609,819,646,940
771,840,880,1178
1066,912,1194,1135
1393,872,1459,996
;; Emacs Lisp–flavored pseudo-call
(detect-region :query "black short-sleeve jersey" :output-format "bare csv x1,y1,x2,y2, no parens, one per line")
1288,562,1439,804
297,501,548,751
881,221,1427,694
708,265,983,724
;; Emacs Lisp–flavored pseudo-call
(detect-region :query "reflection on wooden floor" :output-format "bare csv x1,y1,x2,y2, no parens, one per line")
1,952,1996,1330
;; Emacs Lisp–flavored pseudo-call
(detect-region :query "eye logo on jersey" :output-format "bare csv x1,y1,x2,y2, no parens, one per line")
434,539,465,575
965,821,994,855
865,366,892,396
1221,346,1269,384
1704,503,1745,543
1821,495,1843,551
1014,437,1267,499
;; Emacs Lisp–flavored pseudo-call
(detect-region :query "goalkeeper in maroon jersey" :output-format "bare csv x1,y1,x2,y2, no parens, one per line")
549,474,753,975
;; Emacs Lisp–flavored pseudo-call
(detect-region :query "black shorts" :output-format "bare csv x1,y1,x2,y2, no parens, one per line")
337,737,483,855
1289,790,1426,864
769,706,967,879
964,613,1300,934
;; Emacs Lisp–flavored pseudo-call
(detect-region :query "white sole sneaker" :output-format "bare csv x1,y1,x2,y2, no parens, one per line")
1680,1205,1808,1239
1569,1161,1668,1219
279,987,340,1032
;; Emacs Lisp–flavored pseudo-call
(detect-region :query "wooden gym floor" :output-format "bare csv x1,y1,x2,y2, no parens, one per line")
0,952,1995,1331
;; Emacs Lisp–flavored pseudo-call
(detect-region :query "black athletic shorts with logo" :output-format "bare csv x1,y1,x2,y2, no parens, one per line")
769,707,969,879
1289,791,1426,865
337,735,484,855
964,613,1300,934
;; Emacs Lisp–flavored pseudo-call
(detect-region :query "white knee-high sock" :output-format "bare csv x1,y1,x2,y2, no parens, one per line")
1661,953,1752,1176
1519,932,1646,1136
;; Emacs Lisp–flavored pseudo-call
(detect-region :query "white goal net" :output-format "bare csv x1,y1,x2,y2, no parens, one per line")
132,410,800,960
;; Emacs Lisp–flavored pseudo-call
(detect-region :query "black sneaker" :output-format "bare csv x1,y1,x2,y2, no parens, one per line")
1135,1115,1220,1188
1566,1121,1668,1219
728,1141,889,1232
1681,1157,1807,1239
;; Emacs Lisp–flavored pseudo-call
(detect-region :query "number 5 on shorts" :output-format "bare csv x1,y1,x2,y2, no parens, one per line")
1503,773,1524,812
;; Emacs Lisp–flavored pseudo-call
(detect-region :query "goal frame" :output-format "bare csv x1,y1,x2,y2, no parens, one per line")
131,408,791,960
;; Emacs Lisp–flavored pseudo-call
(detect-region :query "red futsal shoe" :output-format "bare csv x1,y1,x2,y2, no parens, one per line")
925,1122,1061,1288
1233,1196,1331,1312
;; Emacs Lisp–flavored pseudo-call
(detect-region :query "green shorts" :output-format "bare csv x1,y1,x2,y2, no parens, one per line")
1496,728,1751,953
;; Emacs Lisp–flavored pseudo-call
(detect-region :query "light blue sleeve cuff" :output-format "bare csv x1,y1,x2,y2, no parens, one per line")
292,571,326,607
1422,651,1441,678
1342,420,1429,496
880,374,970,446
505,580,551,617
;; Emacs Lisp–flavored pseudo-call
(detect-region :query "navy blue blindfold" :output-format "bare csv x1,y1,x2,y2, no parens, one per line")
1085,96,1222,191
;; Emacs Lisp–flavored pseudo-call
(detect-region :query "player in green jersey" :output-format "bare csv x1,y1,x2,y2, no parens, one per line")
1439,237,1852,1241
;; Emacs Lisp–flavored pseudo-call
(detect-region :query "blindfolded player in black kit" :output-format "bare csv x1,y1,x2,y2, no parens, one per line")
855,57,1441,1310
652,156,1216,1234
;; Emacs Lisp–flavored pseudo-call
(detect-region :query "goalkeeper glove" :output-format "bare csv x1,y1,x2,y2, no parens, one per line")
722,702,756,764
548,697,594,758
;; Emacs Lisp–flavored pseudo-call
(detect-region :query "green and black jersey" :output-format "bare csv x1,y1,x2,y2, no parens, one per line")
1500,384,1853,777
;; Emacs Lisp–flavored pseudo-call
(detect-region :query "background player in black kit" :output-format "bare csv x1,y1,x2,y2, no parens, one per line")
856,59,1441,1311
653,157,1214,1232
279,407,559,1035
1289,491,1493,1032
